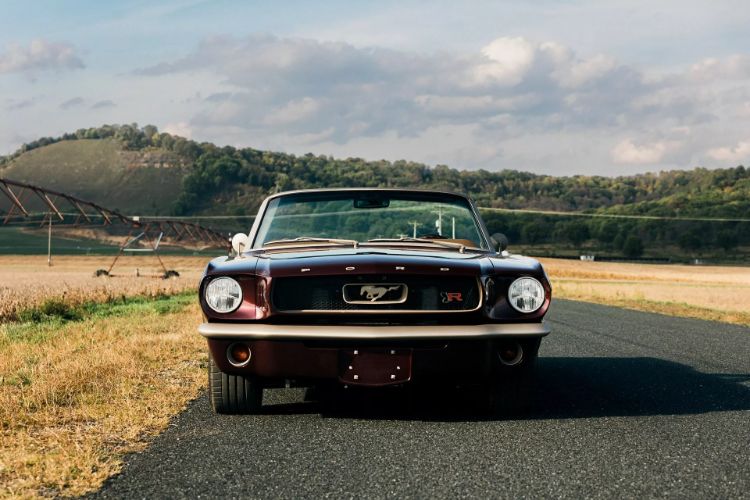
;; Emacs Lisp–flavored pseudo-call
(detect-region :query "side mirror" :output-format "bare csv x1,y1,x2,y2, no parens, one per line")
490,232,508,252
231,233,249,255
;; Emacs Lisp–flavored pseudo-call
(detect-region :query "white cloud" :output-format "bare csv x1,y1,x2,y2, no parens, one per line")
611,139,674,164
688,54,750,82
553,54,617,88
263,97,321,126
473,37,535,86
163,121,192,139
123,35,750,172
413,94,535,116
136,34,652,145
0,39,84,75
738,101,750,118
707,140,750,163
539,42,571,66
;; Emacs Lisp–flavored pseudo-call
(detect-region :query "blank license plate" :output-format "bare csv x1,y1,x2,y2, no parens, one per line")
339,348,412,386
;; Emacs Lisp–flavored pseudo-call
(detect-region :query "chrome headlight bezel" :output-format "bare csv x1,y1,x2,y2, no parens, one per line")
204,276,243,314
507,276,545,313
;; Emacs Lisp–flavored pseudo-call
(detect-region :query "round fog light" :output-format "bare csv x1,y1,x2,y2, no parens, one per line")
227,343,252,367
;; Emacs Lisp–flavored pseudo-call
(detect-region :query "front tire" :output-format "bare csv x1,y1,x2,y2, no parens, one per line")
208,352,263,414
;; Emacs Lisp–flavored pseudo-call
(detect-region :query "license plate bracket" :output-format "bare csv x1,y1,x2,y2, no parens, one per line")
339,348,413,386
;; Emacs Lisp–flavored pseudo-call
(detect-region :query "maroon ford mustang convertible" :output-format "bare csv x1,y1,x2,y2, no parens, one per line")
198,189,552,413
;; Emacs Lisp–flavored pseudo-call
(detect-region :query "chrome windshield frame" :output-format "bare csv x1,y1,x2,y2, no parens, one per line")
248,188,494,251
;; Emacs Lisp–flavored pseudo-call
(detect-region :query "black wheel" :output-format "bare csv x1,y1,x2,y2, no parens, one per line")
163,270,180,279
487,338,541,416
94,269,109,277
208,352,263,414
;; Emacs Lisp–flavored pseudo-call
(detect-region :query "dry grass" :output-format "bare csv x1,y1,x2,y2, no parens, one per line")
540,258,750,326
0,301,206,498
0,255,209,322
0,255,212,497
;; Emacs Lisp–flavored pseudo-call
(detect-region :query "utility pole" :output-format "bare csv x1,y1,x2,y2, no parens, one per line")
47,214,52,267
408,221,418,238
432,206,443,236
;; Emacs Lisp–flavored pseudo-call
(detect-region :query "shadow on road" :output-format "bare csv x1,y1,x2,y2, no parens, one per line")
259,357,750,421
530,357,750,419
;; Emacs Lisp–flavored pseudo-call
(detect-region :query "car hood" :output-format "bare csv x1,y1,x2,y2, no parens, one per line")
255,247,491,277
204,247,546,280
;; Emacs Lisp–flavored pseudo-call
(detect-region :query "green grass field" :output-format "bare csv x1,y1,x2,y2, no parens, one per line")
0,227,119,255
0,227,222,256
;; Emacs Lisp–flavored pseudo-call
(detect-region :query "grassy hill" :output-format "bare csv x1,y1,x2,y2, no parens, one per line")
0,138,186,215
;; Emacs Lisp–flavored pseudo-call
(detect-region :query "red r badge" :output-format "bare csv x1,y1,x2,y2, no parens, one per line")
441,292,463,303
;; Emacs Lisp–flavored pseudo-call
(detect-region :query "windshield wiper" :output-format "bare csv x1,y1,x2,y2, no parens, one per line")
263,237,359,248
362,237,483,253
263,236,485,253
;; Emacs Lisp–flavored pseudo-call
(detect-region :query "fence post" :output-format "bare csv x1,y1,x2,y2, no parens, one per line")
47,214,52,267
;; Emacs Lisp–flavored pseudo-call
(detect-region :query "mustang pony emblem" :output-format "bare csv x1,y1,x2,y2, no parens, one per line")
360,285,399,302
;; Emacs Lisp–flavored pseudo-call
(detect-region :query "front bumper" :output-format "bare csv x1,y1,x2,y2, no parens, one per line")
198,321,550,340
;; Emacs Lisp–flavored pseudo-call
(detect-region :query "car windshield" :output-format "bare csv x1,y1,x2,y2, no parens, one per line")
253,192,489,250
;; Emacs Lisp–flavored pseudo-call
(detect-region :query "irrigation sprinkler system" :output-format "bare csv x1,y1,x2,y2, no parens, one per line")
0,177,230,277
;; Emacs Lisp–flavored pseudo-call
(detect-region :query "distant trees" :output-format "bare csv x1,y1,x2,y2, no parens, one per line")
594,219,619,246
716,230,739,251
622,235,644,258
479,208,750,259
556,220,589,247
678,230,703,253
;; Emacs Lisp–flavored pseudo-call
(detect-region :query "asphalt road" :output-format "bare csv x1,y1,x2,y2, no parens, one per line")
91,300,750,499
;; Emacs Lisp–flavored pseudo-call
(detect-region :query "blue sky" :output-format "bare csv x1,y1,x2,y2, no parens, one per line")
2,0,750,175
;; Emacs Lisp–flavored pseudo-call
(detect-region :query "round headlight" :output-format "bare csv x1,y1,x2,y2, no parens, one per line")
205,277,243,313
508,277,545,313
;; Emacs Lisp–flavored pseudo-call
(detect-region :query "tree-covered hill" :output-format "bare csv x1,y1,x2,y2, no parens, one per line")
2,124,748,260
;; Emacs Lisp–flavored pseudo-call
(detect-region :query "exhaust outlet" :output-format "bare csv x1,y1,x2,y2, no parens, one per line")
497,341,524,367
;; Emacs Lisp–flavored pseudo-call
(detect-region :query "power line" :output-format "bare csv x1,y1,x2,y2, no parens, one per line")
478,207,750,223
8,209,747,224
139,215,257,220
152,208,749,223
144,208,750,223
2,212,255,221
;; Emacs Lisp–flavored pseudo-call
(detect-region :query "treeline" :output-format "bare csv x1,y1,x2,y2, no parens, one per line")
174,150,750,219
0,123,203,166
2,124,748,259
481,211,748,259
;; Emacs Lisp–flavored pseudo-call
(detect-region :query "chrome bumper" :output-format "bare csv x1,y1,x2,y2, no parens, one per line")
198,321,550,340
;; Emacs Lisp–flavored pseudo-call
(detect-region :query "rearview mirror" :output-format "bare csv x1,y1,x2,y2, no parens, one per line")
354,197,390,209
231,233,249,255
490,232,508,252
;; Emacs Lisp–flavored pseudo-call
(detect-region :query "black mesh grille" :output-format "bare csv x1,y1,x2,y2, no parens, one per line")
272,275,480,312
